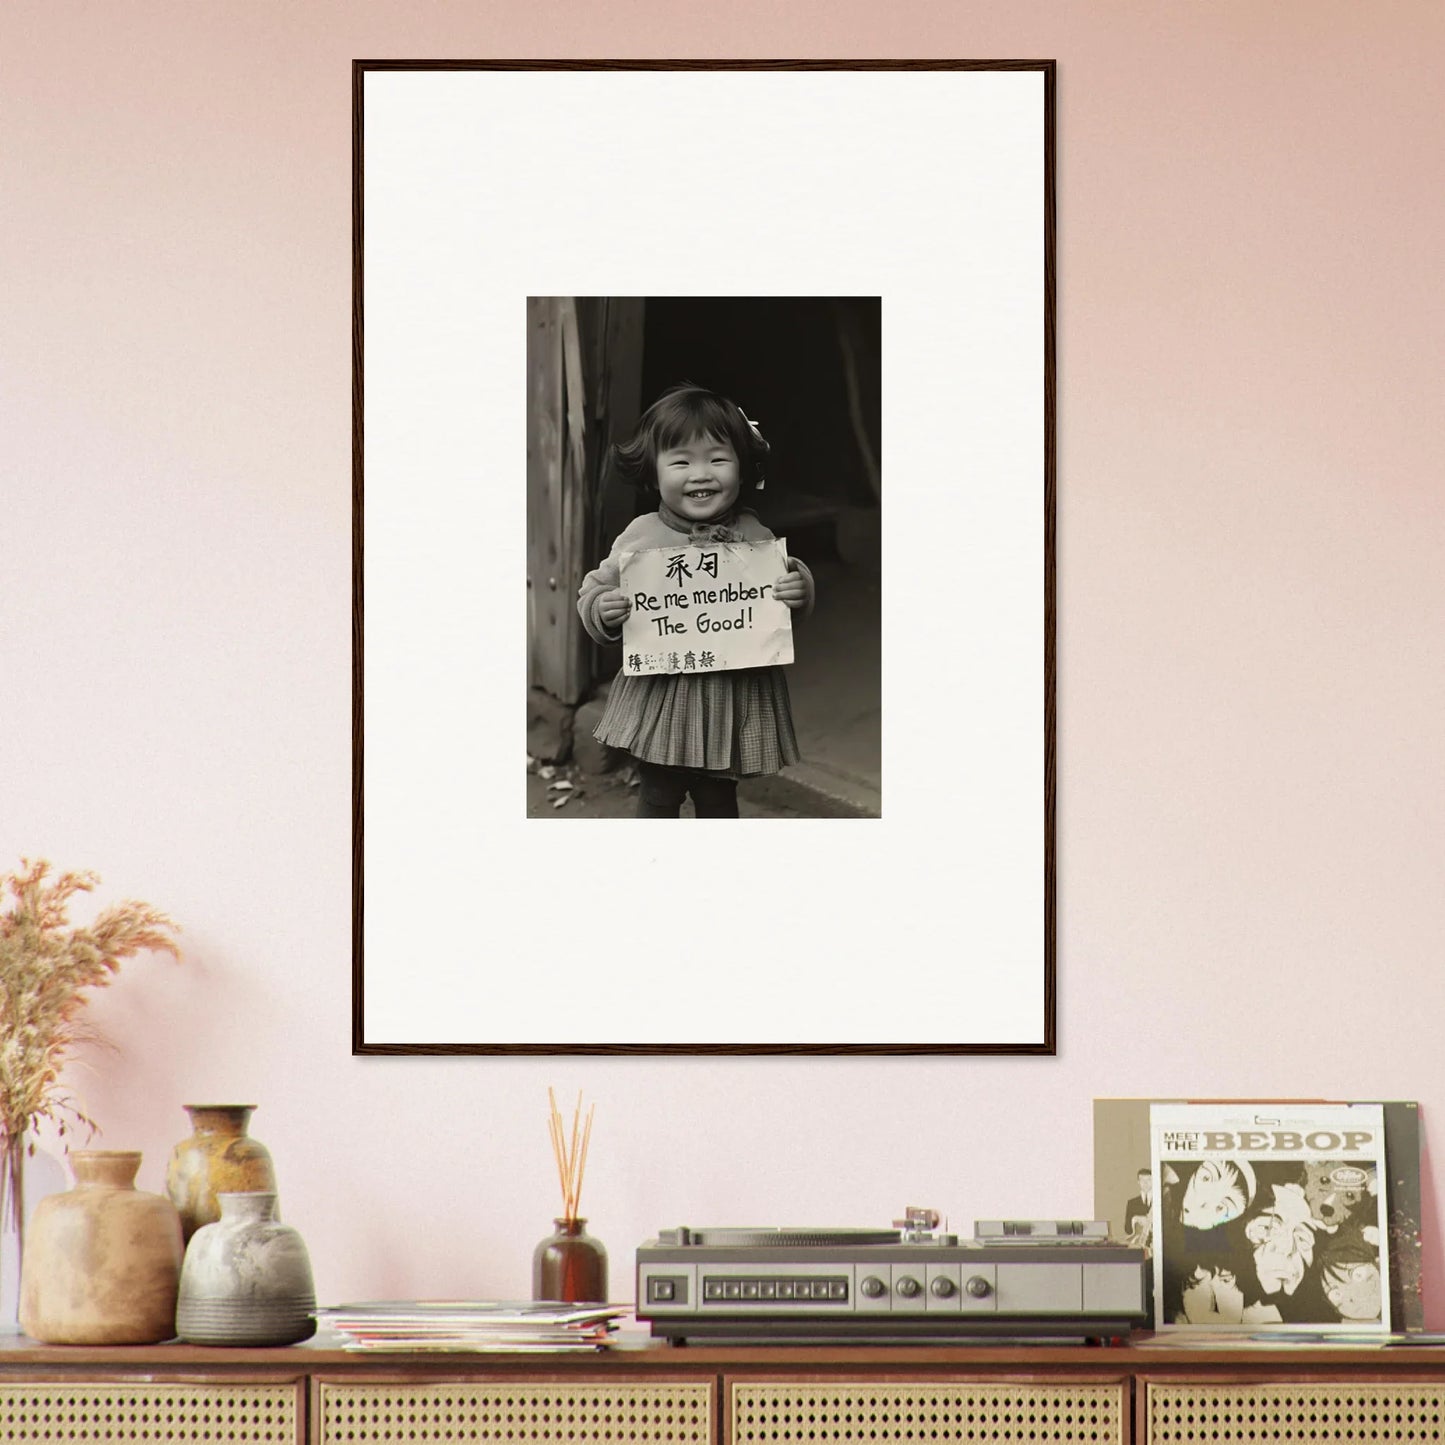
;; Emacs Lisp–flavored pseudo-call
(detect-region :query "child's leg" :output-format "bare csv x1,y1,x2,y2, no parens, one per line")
636,761,688,818
689,772,740,819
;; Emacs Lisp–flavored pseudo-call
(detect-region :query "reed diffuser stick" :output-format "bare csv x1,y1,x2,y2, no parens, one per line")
548,1088,595,1222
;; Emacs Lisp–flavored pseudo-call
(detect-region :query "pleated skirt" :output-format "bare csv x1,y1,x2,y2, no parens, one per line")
594,666,801,777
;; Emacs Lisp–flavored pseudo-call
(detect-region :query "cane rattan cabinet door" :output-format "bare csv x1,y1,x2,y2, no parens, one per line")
316,1377,715,1443
1145,1380,1445,1443
729,1379,1125,1444
0,1381,301,1444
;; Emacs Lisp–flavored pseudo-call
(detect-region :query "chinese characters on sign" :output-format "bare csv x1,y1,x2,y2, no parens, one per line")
617,538,794,676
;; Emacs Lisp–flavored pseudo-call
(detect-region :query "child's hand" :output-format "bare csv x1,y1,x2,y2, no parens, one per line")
597,589,632,629
774,570,810,609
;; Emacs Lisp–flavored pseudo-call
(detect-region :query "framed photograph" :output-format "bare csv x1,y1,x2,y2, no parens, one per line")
354,60,1055,1054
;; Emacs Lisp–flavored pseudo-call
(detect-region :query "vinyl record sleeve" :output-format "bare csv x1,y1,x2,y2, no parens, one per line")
1093,1098,1421,1333
1149,1102,1389,1334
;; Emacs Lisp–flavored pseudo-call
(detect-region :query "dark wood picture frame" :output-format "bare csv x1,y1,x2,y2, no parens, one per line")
353,59,1057,1055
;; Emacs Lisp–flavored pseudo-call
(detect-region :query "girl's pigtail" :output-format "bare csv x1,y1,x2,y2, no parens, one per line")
738,406,769,491
610,432,652,492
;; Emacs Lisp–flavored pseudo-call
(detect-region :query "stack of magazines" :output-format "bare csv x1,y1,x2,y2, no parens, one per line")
314,1301,631,1352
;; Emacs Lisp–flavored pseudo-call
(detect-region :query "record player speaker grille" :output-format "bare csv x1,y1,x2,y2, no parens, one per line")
730,1381,1124,1444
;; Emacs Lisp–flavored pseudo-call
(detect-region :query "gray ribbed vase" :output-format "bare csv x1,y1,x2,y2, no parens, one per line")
176,1192,315,1346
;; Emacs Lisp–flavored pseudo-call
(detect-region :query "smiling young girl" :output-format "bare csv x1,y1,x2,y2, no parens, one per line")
576,384,814,818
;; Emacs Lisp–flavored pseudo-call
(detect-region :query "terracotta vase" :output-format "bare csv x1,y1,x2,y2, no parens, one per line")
533,1217,608,1303
176,1192,315,1346
165,1105,277,1241
19,1150,183,1344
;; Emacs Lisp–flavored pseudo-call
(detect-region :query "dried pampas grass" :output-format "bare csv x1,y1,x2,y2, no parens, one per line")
0,858,180,1236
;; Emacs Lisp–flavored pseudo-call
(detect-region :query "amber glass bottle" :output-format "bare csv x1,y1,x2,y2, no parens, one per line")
532,1217,608,1303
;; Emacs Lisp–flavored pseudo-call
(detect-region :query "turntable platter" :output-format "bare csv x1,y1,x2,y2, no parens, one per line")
665,1226,902,1247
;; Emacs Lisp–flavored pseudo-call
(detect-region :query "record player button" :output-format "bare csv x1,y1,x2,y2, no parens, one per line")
860,1275,887,1299
723,1281,742,1299
778,1281,795,1299
651,1278,676,1301
966,1274,993,1299
741,1281,760,1299
811,1281,831,1299
704,1280,723,1300
896,1275,922,1298
930,1276,956,1298
760,1281,777,1299
828,1280,848,1300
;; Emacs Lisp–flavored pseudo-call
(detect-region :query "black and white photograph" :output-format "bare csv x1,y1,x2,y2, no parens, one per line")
526,296,881,821
356,62,1051,1050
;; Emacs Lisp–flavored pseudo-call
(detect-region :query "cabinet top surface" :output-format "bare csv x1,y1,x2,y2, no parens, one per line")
1,1330,1443,1372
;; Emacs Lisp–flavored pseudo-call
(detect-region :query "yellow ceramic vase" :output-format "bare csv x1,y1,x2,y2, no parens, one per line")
165,1104,278,1241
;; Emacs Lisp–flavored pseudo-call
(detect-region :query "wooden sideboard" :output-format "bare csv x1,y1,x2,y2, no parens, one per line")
3,1332,1445,1443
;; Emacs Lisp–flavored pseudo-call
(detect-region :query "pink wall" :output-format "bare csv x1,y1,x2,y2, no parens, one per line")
5,2,1443,1318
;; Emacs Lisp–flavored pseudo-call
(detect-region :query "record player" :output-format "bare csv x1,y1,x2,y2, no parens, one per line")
635,1209,1146,1342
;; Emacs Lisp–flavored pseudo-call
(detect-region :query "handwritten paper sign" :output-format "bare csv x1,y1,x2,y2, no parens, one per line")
617,538,794,676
